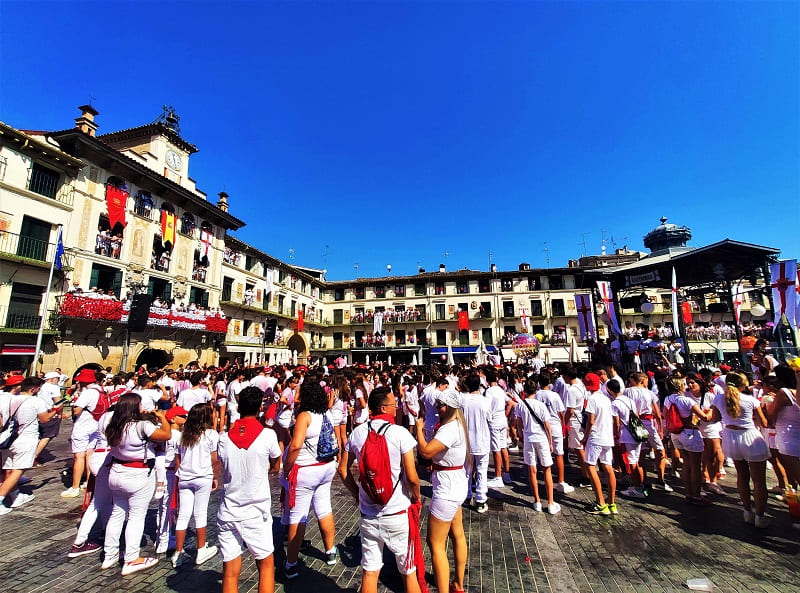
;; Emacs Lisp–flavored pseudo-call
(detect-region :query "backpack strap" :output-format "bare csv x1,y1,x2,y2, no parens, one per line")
369,420,402,503
521,398,547,432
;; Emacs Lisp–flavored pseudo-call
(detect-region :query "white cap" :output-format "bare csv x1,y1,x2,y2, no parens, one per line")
44,371,61,380
436,388,462,409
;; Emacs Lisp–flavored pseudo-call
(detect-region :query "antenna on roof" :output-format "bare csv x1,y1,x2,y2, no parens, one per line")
444,250,450,269
579,232,590,257
288,248,295,262
600,229,608,255
322,244,329,268
354,262,359,278
543,242,550,268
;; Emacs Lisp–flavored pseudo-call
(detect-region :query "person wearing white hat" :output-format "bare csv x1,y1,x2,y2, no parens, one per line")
34,371,65,466
415,388,468,593
62,368,103,498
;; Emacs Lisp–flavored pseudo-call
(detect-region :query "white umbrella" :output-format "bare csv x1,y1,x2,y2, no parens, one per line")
365,354,370,365
412,353,418,366
447,344,455,365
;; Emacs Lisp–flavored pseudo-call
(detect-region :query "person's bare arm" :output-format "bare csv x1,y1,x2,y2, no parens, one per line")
401,449,420,504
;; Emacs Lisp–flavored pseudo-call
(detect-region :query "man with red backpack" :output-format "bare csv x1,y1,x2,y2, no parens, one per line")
61,369,104,498
338,386,424,593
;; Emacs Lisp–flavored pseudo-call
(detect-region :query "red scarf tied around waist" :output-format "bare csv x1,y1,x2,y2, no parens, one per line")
406,501,430,593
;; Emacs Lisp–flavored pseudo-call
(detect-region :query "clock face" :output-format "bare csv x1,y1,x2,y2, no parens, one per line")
166,150,182,171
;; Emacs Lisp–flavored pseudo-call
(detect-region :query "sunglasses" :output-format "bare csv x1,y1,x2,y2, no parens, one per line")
436,401,447,408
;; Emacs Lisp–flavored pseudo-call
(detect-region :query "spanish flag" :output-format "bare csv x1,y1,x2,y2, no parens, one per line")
160,211,176,250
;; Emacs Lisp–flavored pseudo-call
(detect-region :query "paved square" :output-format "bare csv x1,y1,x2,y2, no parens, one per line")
2,437,798,593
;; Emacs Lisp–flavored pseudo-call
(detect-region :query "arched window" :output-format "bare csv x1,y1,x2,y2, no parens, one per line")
180,212,196,236
134,191,155,219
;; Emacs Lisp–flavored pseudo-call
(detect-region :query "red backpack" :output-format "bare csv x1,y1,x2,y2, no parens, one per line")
665,401,685,434
358,421,400,506
89,388,112,421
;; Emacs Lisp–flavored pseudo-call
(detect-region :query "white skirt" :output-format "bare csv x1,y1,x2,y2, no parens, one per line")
722,428,770,463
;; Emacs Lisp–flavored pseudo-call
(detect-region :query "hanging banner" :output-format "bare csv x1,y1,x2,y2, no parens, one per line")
105,184,128,228
574,293,595,340
297,309,304,331
519,307,530,331
265,267,274,295
731,284,744,325
160,211,176,249
596,281,622,336
671,267,681,338
373,310,383,335
458,310,470,331
769,260,797,329
199,225,213,266
681,301,694,325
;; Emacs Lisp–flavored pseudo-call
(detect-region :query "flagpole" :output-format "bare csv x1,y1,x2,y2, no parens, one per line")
30,224,62,376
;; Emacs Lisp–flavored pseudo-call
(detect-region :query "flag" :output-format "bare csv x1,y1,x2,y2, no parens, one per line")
105,184,128,229
297,309,304,331
596,281,622,336
54,227,64,271
519,307,530,331
574,294,595,340
671,267,681,338
769,260,797,330
265,267,274,295
458,310,470,331
160,211,176,249
681,302,694,325
731,284,744,325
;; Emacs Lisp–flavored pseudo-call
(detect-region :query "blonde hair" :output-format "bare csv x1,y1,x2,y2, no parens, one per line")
724,372,746,419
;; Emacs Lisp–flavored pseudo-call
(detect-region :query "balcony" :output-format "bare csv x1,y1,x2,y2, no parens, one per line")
350,312,426,324
0,305,58,333
0,231,72,268
59,294,229,334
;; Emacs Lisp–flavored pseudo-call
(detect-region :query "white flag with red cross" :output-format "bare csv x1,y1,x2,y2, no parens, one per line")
769,260,797,330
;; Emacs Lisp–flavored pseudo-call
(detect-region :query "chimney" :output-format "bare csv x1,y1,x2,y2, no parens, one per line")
75,104,99,137
217,191,229,212
519,262,530,271
439,263,446,274
490,263,497,273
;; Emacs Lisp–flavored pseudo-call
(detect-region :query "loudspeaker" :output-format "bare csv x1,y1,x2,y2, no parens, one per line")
707,302,728,313
264,318,277,343
619,296,642,310
128,294,153,332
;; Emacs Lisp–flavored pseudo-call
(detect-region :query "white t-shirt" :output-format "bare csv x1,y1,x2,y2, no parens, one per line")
177,428,219,480
72,385,101,437
515,397,550,444
217,427,282,522
165,428,181,468
624,386,659,418
419,385,440,435
712,392,761,430
565,384,587,430
611,394,637,445
37,382,61,408
108,420,158,461
177,387,211,411
347,419,417,517
353,388,369,425
0,394,46,449
249,374,270,392
461,392,491,455
134,388,164,412
585,391,614,447
485,385,508,429
278,387,296,425
431,420,468,503
535,389,565,436
665,393,698,421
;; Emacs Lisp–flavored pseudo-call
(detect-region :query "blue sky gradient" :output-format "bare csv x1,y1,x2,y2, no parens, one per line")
1,1,797,279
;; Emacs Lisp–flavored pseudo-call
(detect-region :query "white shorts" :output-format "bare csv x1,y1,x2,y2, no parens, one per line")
642,419,664,451
70,429,97,454
567,426,584,450
329,408,344,426
672,428,705,453
624,442,642,465
360,513,414,574
429,497,461,522
280,461,337,525
776,428,800,458
218,513,274,562
489,427,507,452
550,425,564,456
722,428,770,463
277,414,293,430
584,443,613,466
699,421,722,441
523,441,553,468
1,439,36,470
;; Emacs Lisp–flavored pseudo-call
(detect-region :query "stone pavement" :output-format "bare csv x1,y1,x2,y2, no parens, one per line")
2,435,799,593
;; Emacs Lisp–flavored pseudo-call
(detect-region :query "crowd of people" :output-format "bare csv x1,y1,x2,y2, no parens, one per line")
0,338,798,592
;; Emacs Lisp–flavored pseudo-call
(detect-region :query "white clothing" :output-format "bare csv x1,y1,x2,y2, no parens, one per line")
485,385,508,430
419,385,440,437
177,428,219,481
611,394,638,446
515,397,550,444
37,382,62,408
431,420,468,503
461,392,491,455
711,392,761,430
584,391,614,447
109,420,158,462
775,388,800,458
565,383,587,432
177,387,211,410
133,388,163,412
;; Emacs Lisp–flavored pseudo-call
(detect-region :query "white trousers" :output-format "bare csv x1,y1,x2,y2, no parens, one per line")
104,465,155,562
176,476,213,530
467,453,489,503
74,452,112,546
156,469,178,548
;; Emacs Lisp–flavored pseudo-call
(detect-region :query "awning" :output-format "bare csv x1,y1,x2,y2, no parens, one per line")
1,344,36,356
430,346,497,354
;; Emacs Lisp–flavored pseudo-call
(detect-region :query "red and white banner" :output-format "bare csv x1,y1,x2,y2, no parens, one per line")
671,267,681,338
573,294,595,340
731,284,744,325
105,184,128,228
769,260,797,330
519,307,529,332
596,281,622,336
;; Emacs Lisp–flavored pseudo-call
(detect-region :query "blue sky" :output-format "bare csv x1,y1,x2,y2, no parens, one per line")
1,1,797,280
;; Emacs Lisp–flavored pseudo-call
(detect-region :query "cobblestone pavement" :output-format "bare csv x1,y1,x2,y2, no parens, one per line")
2,436,798,593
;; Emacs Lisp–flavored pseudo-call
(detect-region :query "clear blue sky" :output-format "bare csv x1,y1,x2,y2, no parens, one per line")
2,1,797,280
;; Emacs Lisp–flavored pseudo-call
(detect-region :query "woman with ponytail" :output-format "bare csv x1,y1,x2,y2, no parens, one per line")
710,372,770,527
415,388,469,593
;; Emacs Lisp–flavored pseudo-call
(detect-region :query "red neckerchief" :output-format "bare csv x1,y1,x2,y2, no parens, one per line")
228,417,264,449
369,413,395,424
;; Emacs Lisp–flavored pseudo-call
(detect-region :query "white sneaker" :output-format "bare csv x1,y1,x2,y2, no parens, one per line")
121,557,157,575
101,555,119,570
60,487,80,498
195,544,218,565
10,492,34,508
156,540,169,554
502,472,512,485
533,502,542,512
724,458,734,468
547,502,561,515
0,505,12,516
79,482,87,490
171,550,187,568
555,482,575,494
487,477,505,488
